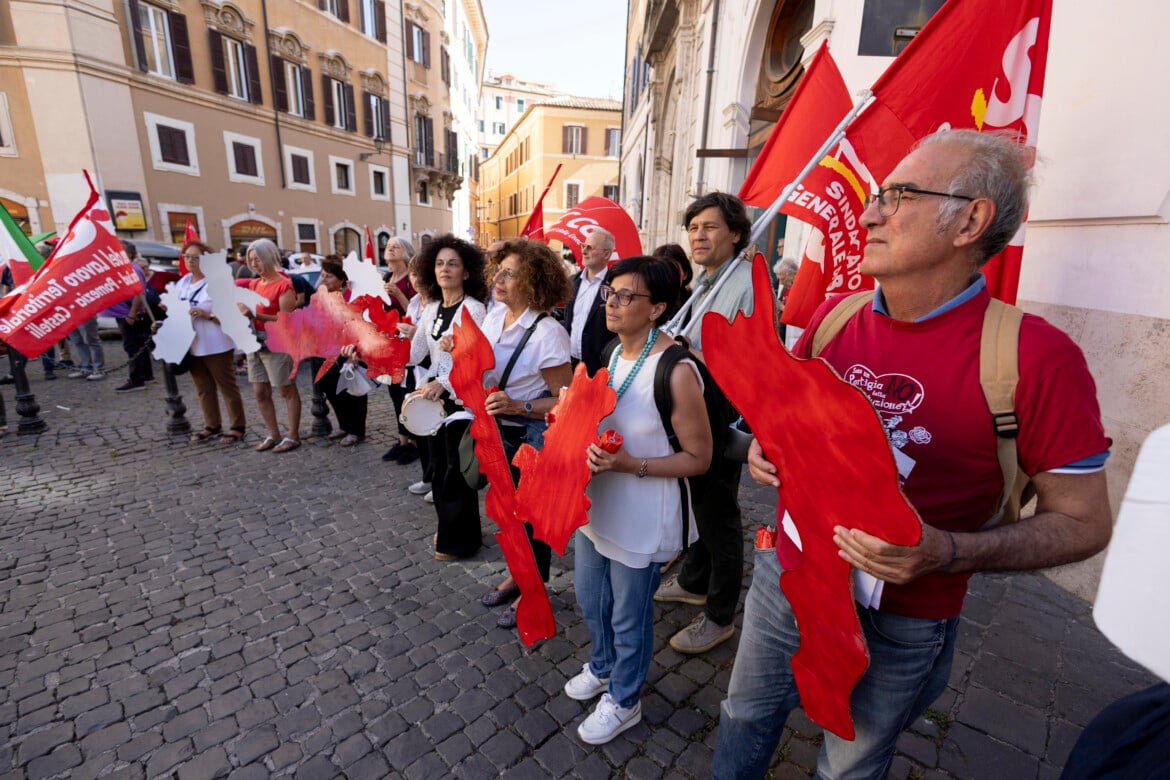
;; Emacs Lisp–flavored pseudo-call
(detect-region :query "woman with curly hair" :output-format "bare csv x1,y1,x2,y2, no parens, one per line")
478,239,573,627
404,234,489,560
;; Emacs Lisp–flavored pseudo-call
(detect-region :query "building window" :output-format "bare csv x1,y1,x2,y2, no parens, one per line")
517,99,525,112
605,128,621,157
364,92,389,141
130,1,194,84
603,184,619,202
414,113,434,167
224,131,264,185
492,122,505,135
285,145,315,191
0,93,16,157
293,219,319,253
359,0,386,41
369,164,390,201
319,0,350,22
563,125,586,155
417,179,431,206
334,227,361,256
477,119,484,132
440,47,450,86
276,60,314,119
323,77,356,131
565,182,581,209
859,0,942,56
495,96,503,110
330,156,355,195
407,22,430,67
144,112,199,175
209,31,261,104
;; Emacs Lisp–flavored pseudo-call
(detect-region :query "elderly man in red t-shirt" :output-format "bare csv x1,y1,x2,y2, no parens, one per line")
712,130,1113,779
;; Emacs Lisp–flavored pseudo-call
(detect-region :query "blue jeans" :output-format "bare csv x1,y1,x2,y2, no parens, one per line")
713,548,958,779
573,531,661,709
67,318,105,373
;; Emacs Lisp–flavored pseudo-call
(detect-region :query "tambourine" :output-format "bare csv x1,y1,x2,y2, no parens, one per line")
399,395,447,436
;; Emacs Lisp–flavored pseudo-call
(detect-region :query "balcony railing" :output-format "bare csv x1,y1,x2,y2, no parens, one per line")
414,150,461,175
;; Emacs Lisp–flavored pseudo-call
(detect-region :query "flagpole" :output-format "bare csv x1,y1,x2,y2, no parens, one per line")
664,90,873,336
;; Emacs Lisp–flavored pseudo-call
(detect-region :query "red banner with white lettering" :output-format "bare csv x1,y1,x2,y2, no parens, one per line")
546,196,642,266
0,176,145,358
846,0,1053,303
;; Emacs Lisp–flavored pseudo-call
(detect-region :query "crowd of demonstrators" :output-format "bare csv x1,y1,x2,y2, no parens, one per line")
711,131,1112,777
564,227,616,375
317,261,368,447
380,237,421,465
404,234,488,560
240,238,302,453
175,240,247,444
568,254,712,744
653,192,755,655
478,239,573,628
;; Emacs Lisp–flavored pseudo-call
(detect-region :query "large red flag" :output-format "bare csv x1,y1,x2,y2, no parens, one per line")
846,0,1053,303
180,218,200,275
546,196,642,266
0,175,145,357
738,41,852,209
520,164,562,242
363,226,376,264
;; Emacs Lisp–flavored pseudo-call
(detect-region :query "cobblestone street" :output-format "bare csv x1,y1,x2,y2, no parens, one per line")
0,364,1158,778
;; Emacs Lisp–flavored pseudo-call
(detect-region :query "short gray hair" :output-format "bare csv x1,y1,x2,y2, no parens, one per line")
592,227,615,253
919,129,1033,263
247,238,282,271
390,236,416,260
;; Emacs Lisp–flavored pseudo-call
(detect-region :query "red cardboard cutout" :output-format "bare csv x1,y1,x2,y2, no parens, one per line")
513,364,616,555
449,316,556,646
701,256,922,740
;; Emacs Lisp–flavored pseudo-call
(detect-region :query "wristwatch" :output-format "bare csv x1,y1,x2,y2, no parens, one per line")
523,401,533,416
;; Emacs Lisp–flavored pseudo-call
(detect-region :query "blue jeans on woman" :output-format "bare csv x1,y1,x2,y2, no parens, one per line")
713,548,958,779
573,531,661,709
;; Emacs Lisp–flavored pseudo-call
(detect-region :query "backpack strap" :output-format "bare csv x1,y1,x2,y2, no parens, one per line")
980,298,1027,527
498,312,548,392
651,343,694,552
810,292,875,357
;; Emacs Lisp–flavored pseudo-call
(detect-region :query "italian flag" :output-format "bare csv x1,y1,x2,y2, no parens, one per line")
0,201,43,287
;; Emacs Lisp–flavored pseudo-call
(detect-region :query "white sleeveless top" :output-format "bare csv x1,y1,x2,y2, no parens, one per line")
583,349,699,569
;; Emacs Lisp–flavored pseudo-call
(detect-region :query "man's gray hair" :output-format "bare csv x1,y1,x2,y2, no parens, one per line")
592,226,615,253
919,129,1033,263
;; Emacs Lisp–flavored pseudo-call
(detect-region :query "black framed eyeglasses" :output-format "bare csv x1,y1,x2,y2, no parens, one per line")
865,185,975,217
600,284,651,307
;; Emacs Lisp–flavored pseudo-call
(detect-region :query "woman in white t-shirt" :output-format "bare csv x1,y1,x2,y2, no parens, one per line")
565,255,711,746
478,239,573,628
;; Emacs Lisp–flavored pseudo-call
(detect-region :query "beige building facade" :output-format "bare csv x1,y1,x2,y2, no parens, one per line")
476,71,559,163
622,0,1170,600
479,96,620,245
1,0,420,258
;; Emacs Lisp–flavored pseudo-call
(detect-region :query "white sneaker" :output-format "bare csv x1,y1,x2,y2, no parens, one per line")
67,370,86,379
423,490,434,504
564,663,609,701
86,372,104,381
577,693,641,745
408,481,432,495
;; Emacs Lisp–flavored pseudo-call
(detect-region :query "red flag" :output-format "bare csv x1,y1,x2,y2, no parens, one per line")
546,196,642,267
363,226,376,264
0,174,145,357
181,218,201,276
520,164,562,242
739,42,852,209
846,0,1053,303
781,230,829,329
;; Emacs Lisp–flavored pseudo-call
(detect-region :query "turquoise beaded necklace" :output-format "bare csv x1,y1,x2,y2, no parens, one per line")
608,327,659,402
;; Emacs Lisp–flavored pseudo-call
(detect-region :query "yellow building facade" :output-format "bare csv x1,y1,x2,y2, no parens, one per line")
479,96,620,245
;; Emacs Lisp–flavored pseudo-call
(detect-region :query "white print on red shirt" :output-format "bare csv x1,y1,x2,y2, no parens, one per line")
843,364,932,451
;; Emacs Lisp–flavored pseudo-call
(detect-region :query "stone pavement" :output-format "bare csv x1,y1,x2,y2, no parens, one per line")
0,362,1158,779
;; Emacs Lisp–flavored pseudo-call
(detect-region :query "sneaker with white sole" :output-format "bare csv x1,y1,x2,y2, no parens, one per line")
564,663,609,701
423,490,434,504
408,480,432,495
669,613,735,654
653,574,707,606
67,370,87,379
86,372,104,381
577,693,641,745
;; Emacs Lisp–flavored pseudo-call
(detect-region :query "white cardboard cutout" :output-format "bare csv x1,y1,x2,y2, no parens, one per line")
151,284,195,364
343,250,392,306
1093,423,1170,682
200,251,266,354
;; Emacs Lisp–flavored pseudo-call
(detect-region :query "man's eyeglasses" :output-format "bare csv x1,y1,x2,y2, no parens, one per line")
600,284,651,307
864,185,975,218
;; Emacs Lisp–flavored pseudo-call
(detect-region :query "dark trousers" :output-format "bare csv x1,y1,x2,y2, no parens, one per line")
321,360,368,437
116,317,153,384
389,382,410,438
676,454,745,626
500,423,551,582
432,418,482,558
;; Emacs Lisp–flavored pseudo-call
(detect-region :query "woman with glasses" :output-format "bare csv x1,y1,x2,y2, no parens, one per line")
240,238,301,453
381,237,421,465
407,234,489,560
176,241,248,443
565,255,712,745
478,239,573,627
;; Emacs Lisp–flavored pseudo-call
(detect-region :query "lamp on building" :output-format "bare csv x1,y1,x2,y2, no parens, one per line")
359,138,386,162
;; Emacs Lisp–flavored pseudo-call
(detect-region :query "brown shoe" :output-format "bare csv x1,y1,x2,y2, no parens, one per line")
434,551,459,561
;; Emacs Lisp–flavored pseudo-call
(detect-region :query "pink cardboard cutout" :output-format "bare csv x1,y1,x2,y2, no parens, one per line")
701,257,922,740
